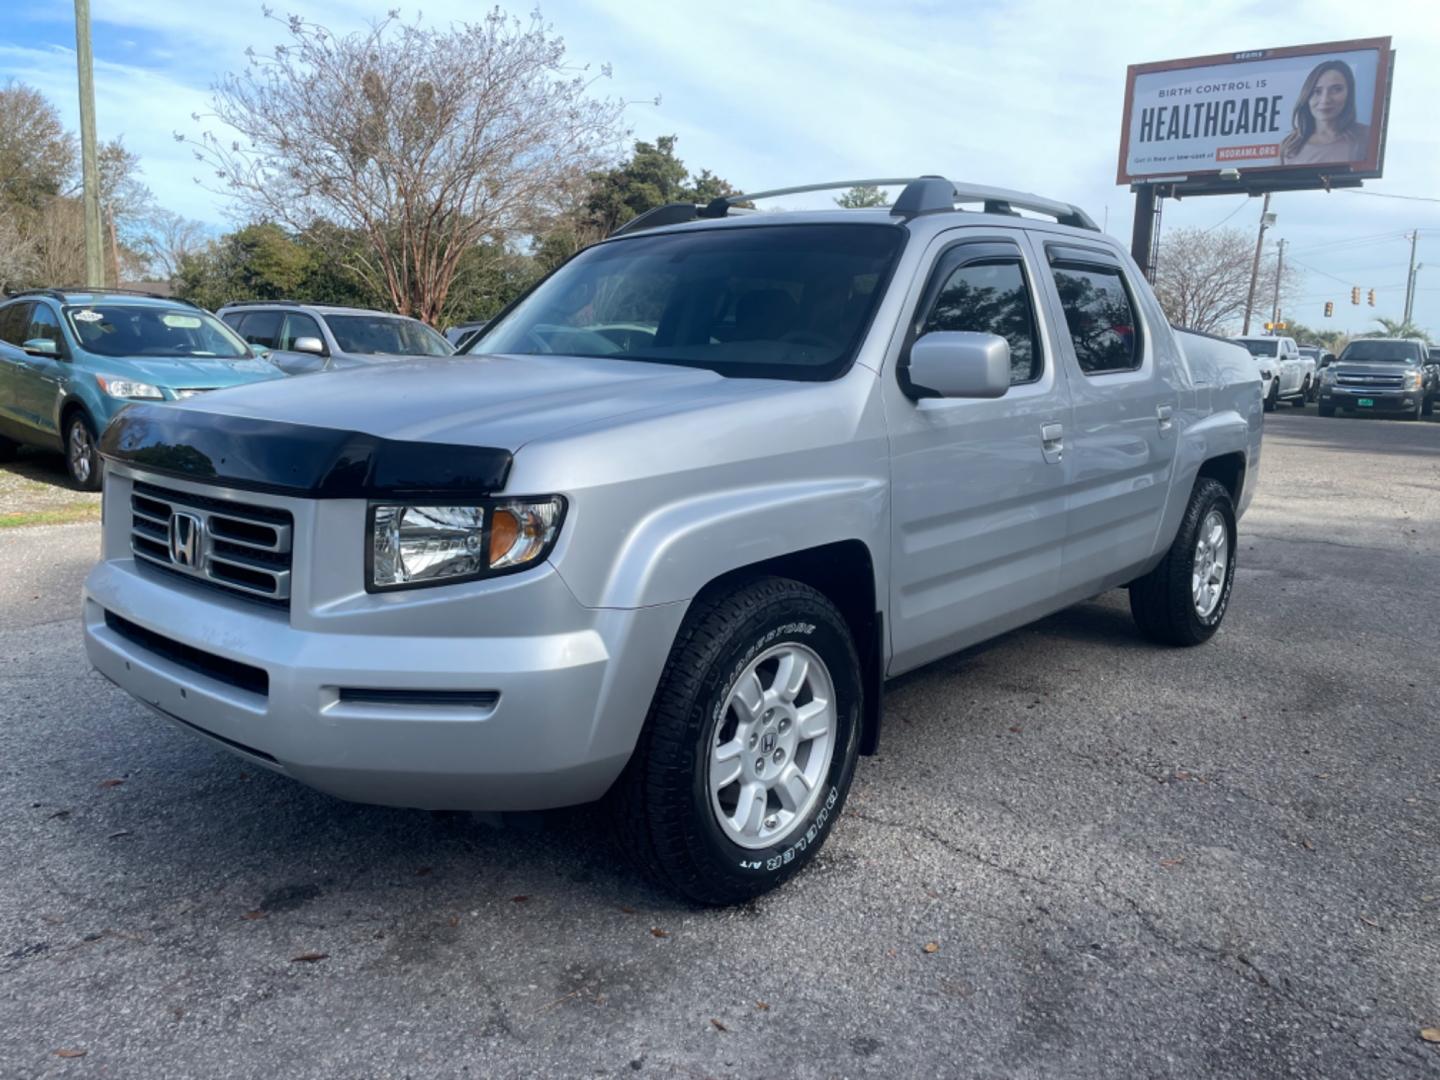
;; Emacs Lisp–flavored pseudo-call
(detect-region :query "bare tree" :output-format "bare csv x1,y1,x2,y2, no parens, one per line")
0,208,38,292
139,208,210,282
187,9,627,323
1153,226,1299,335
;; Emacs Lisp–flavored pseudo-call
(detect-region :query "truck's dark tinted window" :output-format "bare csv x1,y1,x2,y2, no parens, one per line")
1051,265,1141,374
920,260,1040,384
1339,340,1422,364
477,225,904,380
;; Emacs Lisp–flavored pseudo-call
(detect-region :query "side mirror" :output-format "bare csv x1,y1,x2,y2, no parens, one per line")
907,331,1011,399
292,336,326,356
22,338,60,358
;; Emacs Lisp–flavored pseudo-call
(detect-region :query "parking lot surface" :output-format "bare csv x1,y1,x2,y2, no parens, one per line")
2,411,1438,1079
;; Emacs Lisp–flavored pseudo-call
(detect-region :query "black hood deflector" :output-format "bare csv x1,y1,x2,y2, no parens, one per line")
99,404,512,499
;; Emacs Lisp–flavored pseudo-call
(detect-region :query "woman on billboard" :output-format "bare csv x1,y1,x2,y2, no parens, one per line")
1280,59,1371,165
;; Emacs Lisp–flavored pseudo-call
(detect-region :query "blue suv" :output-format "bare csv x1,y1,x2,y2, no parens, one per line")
0,289,285,489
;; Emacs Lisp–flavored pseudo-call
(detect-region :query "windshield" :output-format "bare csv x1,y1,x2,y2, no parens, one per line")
1236,339,1279,358
1339,340,1422,365
474,224,905,380
325,315,453,356
65,304,250,359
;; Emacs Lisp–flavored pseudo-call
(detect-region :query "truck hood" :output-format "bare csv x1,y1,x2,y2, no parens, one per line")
107,356,285,388
176,353,752,450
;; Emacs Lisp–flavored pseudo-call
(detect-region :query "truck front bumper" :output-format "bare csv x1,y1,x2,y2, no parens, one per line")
1319,388,1420,413
83,558,684,811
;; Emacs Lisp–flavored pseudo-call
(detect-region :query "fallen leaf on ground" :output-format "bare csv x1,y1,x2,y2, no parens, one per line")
47,809,71,820
447,916,459,928
511,895,529,903
54,1050,87,1058
107,830,131,840
241,911,266,921
1421,1028,1440,1043
755,1001,770,1011
1359,915,1380,928
619,905,637,914
1160,857,1184,869
1302,839,1314,850
650,928,669,939
290,951,328,963
923,942,940,954
415,867,433,877
1008,726,1022,733
98,779,124,788
710,1018,729,1032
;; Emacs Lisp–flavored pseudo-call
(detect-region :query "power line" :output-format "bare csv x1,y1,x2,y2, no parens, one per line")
1339,189,1440,204
1286,231,1412,257
1201,198,1249,233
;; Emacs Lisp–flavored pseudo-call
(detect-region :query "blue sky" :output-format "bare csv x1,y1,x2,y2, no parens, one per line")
5,0,1438,334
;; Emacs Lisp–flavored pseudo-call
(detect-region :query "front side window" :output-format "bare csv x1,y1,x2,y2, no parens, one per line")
26,304,64,349
920,258,1042,384
324,315,452,356
280,313,324,351
232,310,281,349
477,224,905,380
65,305,251,359
1051,263,1141,375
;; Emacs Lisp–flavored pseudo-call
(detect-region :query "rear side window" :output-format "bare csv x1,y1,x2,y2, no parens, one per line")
234,310,281,349
919,258,1042,385
1050,261,1142,375
0,302,32,345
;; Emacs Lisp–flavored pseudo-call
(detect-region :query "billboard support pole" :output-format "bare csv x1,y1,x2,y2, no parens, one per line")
1130,185,1155,280
1242,192,1272,336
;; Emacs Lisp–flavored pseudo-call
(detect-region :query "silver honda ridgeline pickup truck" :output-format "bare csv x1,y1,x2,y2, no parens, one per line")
84,178,1261,904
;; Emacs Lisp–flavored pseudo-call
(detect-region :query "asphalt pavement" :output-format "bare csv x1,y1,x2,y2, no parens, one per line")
1,409,1438,1079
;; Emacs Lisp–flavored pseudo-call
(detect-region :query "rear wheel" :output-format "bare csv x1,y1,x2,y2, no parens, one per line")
1129,478,1237,647
1263,383,1278,413
1292,380,1309,407
65,412,101,491
609,577,862,905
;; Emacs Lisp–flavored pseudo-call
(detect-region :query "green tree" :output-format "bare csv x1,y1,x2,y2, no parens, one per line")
835,184,887,208
175,223,315,310
1370,316,1432,343
1285,321,1349,354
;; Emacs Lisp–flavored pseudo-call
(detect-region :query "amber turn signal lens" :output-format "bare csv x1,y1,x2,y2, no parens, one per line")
489,509,519,566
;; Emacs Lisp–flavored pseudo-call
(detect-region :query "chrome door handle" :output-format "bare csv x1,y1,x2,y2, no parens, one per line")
1157,404,1174,433
1040,422,1063,464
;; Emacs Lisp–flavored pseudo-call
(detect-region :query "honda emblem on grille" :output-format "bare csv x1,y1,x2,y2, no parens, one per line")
168,512,204,568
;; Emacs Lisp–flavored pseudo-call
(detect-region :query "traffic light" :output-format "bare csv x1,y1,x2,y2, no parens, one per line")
1367,289,1376,307
1324,301,1334,317
1351,286,1361,305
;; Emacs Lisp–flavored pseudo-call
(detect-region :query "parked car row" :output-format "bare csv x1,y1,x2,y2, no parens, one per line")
1229,332,1437,421
0,288,480,488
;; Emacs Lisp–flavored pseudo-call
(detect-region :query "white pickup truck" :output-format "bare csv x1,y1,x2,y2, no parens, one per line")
1232,334,1315,410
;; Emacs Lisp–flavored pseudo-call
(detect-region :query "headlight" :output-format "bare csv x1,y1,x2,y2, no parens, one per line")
368,497,565,591
95,374,163,399
1320,368,1335,385
1404,370,1423,390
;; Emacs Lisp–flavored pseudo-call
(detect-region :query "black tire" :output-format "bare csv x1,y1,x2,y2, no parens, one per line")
1424,396,1434,417
1263,383,1277,413
1292,383,1308,408
64,412,101,491
1129,478,1237,647
1318,403,1336,417
609,576,862,905
1403,397,1424,422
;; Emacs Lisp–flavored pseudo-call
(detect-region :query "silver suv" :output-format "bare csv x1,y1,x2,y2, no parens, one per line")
216,301,453,375
85,178,1261,904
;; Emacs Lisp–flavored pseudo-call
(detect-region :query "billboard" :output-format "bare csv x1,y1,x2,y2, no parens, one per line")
1118,37,1392,185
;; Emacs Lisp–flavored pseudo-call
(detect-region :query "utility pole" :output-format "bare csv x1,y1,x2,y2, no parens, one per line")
1242,192,1273,336
1270,238,1286,327
1403,230,1419,323
74,0,104,287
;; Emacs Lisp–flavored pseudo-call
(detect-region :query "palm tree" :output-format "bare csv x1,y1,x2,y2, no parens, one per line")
1370,316,1432,343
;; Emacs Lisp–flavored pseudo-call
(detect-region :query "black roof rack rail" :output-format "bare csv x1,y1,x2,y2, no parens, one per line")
609,177,1100,236
50,285,200,306
2,288,68,302
218,299,309,309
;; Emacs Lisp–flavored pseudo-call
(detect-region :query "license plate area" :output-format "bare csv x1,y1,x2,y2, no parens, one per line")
1358,398,1374,407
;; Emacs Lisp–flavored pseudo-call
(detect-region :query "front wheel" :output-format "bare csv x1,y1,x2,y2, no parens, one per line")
1129,478,1237,647
1263,383,1278,413
65,413,101,491
609,577,862,905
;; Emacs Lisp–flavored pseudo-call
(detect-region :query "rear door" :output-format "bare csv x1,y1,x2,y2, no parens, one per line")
14,302,68,438
884,229,1075,673
1034,238,1180,595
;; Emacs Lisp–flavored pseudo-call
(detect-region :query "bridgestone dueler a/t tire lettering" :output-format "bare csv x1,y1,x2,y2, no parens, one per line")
609,577,861,905
1129,478,1237,647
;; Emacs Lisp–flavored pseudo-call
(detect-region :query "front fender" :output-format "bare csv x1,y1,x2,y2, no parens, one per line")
557,476,888,611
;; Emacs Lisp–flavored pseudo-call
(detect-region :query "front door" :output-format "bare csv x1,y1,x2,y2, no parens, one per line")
14,303,68,439
884,230,1074,674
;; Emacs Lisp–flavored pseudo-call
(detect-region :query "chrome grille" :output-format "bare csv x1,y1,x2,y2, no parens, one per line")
1335,372,1405,389
130,481,293,604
